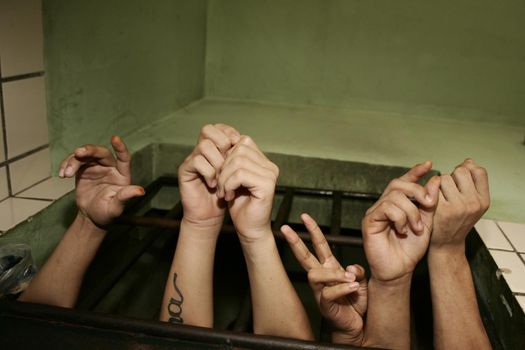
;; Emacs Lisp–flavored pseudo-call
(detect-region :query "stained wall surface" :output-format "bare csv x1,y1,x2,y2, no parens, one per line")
44,0,208,168
205,0,525,126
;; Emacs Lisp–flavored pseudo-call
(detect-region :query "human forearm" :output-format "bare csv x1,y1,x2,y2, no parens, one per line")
19,213,106,307
428,246,491,350
363,275,412,350
240,231,314,340
160,218,220,327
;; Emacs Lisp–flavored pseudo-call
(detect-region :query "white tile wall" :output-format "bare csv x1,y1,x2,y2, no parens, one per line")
18,177,75,200
516,295,525,312
2,76,49,158
475,219,513,251
498,221,525,253
0,0,44,77
9,148,50,194
0,166,8,201
0,197,50,232
489,250,525,294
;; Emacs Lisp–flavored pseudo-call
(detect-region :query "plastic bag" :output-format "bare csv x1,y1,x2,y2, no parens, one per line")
0,243,37,298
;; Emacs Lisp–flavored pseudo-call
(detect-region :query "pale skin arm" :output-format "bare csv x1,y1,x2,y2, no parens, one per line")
281,213,367,346
159,124,240,327
362,162,440,349
19,136,144,308
429,159,492,350
218,136,313,340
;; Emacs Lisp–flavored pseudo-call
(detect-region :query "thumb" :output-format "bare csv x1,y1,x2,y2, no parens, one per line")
420,176,441,225
116,185,145,203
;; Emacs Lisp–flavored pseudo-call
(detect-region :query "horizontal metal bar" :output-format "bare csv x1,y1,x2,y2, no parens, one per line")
115,216,363,247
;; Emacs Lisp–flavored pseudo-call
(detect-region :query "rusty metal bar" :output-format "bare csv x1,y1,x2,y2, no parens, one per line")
330,191,342,237
115,216,363,247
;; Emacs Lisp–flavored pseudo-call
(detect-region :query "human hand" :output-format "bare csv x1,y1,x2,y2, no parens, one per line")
431,159,490,253
217,136,279,243
58,136,145,227
281,214,367,345
363,170,440,283
178,124,240,230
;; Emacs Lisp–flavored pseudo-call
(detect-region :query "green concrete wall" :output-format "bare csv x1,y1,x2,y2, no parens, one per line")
43,0,207,170
205,0,525,126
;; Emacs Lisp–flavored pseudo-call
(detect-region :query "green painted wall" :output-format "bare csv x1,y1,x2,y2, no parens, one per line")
43,0,207,170
205,0,525,126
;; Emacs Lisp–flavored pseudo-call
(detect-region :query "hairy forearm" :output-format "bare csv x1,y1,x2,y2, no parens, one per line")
19,213,106,308
160,218,220,327
428,246,491,350
240,231,314,340
363,275,412,350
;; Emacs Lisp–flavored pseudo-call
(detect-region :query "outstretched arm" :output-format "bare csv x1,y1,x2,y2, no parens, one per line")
281,213,367,345
429,159,492,350
219,136,313,340
159,124,240,327
362,162,440,349
19,136,143,307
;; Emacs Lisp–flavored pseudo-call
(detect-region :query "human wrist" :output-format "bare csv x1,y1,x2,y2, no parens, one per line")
236,225,274,246
429,240,466,258
72,212,107,240
369,272,412,290
180,216,223,242
332,329,363,346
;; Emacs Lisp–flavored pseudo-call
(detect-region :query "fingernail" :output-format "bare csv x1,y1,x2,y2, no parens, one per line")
58,168,64,178
345,271,355,280
65,166,74,176
77,147,86,154
425,194,432,202
349,282,360,289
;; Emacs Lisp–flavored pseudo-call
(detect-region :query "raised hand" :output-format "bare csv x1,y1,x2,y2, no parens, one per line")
178,124,240,229
58,135,144,227
431,159,490,251
217,135,279,243
281,213,367,345
362,166,441,282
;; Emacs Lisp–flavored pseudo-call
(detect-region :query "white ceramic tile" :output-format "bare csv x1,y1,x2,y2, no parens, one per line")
9,148,50,194
489,250,525,293
0,166,8,200
516,295,525,312
17,176,74,200
3,77,49,158
498,221,525,253
0,0,44,77
0,197,50,231
0,114,4,163
475,219,513,251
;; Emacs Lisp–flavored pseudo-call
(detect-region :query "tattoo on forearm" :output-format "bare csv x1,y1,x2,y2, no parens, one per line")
167,273,184,324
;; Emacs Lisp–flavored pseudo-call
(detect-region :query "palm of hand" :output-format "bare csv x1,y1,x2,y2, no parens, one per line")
179,177,225,224
76,164,130,226
228,189,272,239
366,218,432,281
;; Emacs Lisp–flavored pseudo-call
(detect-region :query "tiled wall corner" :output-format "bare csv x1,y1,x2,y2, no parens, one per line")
0,0,72,233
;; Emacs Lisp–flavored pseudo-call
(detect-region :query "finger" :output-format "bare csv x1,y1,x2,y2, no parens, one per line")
321,283,360,303
346,264,366,282
301,213,337,266
385,191,423,233
280,224,321,270
218,157,276,199
369,200,409,234
308,268,356,285
58,153,75,178
195,139,225,173
440,174,461,203
221,167,275,202
382,179,433,207
399,160,432,182
111,135,132,179
462,159,490,207
74,144,117,167
115,185,145,202
186,155,217,188
214,123,241,144
452,165,477,196
225,143,278,175
199,124,235,154
233,135,265,158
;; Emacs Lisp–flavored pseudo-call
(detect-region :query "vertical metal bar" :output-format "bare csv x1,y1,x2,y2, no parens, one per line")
330,191,342,237
272,188,294,230
230,290,252,332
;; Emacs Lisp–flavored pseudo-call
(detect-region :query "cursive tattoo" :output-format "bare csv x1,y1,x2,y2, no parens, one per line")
167,273,184,324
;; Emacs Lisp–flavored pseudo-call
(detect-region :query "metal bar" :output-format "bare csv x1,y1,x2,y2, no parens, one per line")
275,186,380,201
330,191,342,236
114,216,363,247
77,202,183,310
272,188,294,230
1,300,376,350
